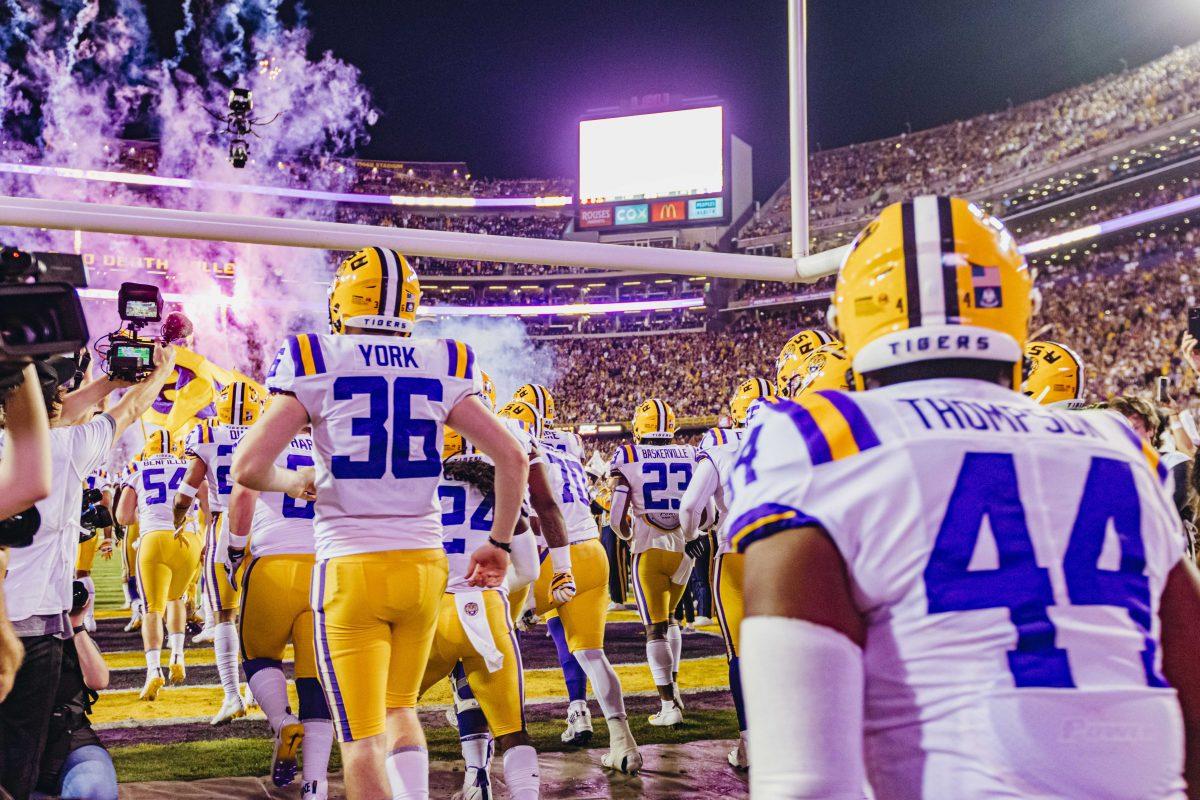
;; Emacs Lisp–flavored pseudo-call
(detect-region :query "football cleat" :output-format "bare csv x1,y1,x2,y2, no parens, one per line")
272,717,305,788
601,743,643,775
560,700,593,746
728,737,750,771
648,703,682,727
455,766,492,800
139,673,165,701
168,661,186,685
693,615,714,627
301,780,328,800
123,614,143,633
210,692,247,726
192,626,215,644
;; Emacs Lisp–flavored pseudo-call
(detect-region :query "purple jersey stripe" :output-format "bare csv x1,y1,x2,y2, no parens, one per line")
446,339,459,378
314,561,353,741
287,335,303,374
307,334,327,374
769,400,833,465
815,390,882,451
462,344,475,380
727,502,822,554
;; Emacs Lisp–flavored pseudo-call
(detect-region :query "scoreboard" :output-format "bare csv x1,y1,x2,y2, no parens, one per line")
576,103,730,232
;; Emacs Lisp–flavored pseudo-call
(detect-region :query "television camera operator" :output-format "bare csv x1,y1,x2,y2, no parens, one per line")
0,270,177,800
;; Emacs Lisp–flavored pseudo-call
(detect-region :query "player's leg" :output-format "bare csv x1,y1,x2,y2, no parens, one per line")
290,556,332,800
448,663,493,800
559,539,641,774
547,612,590,745
135,531,169,700
636,550,682,725
75,535,99,632
209,513,246,719
124,523,144,632
465,592,538,800
165,531,203,685
714,551,749,769
382,550,449,800
665,555,691,710
194,520,218,643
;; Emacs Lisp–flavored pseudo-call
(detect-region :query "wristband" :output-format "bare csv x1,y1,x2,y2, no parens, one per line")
550,545,572,572
72,625,86,635
488,536,512,553
177,483,199,499
228,532,249,549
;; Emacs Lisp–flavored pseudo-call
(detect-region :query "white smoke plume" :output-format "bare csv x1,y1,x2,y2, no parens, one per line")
417,316,558,407
0,0,377,375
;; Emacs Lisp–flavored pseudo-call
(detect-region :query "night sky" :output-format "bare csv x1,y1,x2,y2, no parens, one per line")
153,1,1200,200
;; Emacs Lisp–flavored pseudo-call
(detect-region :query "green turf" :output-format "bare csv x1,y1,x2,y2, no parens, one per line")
110,709,741,783
91,546,126,610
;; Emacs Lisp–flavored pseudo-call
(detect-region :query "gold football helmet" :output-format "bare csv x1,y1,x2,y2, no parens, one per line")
776,330,839,394
141,429,175,458
443,426,465,460
632,398,676,442
832,195,1030,384
1023,340,1085,406
215,381,264,426
328,247,421,335
779,344,853,398
513,383,555,423
498,400,544,440
728,378,775,426
479,370,497,411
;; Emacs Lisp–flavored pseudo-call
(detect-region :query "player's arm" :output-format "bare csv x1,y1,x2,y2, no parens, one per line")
224,482,259,584
609,473,633,540
679,456,718,541
1159,558,1200,798
741,525,867,799
448,396,529,588
116,485,138,527
173,458,206,529
231,395,313,499
526,456,577,602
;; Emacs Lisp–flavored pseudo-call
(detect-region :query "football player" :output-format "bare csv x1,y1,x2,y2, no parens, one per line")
232,247,531,800
420,417,545,800
774,328,839,395
776,342,853,398
507,401,643,772
1023,340,1087,409
609,399,695,727
512,383,555,423
727,195,1200,799
116,429,201,701
227,427,331,800
679,377,775,770
174,380,265,725
115,462,144,633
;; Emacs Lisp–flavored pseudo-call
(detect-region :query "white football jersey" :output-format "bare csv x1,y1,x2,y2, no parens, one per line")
541,428,585,460
610,441,698,553
542,446,598,543
696,427,746,555
725,379,1187,800
249,434,317,557
185,420,249,512
128,454,190,533
267,333,481,559
85,466,112,494
438,454,503,595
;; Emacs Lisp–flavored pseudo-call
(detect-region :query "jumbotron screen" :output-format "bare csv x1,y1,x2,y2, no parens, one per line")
576,104,728,231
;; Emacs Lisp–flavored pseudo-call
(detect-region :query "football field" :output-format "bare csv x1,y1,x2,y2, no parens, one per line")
88,554,747,794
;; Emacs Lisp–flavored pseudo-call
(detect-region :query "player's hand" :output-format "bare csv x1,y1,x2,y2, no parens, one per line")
465,541,509,588
225,547,246,590
684,536,710,561
550,570,577,604
286,467,317,502
99,537,114,559
517,609,541,632
1183,333,1199,373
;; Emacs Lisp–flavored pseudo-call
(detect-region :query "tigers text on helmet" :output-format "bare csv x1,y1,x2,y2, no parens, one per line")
497,400,544,440
215,381,264,426
728,377,775,425
513,383,555,423
1023,340,1085,407
328,247,421,335
832,196,1030,385
776,329,839,394
632,398,675,442
779,343,854,398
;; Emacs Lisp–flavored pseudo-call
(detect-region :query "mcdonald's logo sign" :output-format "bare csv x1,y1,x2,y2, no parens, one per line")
651,200,686,223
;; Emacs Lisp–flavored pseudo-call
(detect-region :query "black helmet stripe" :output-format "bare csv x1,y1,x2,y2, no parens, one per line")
937,196,960,321
909,195,960,327
901,201,921,328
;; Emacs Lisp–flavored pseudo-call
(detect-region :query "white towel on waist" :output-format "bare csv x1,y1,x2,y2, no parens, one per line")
455,591,504,673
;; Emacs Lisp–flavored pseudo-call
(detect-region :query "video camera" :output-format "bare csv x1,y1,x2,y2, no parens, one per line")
79,488,112,538
102,282,163,383
0,247,90,392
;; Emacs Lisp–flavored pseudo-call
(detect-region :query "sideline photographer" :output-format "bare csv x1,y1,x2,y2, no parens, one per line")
31,581,114,800
0,344,176,800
